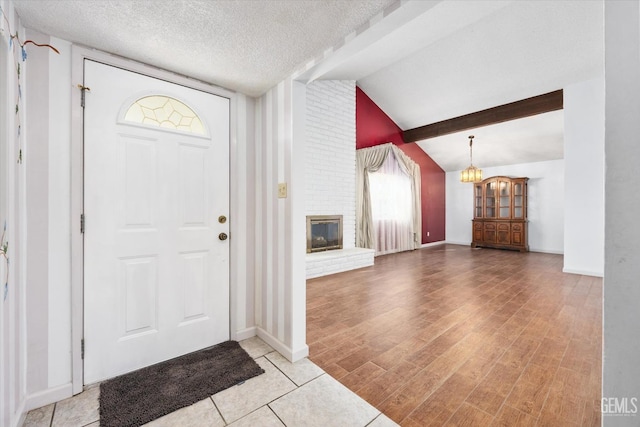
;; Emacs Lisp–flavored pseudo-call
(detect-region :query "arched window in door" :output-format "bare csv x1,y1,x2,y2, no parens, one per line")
123,95,205,135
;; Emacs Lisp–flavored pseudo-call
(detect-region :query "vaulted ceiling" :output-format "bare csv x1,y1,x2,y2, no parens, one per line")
301,0,604,171
14,0,604,171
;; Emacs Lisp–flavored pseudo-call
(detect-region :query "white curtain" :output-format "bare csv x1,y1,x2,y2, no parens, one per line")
369,151,414,255
356,143,421,255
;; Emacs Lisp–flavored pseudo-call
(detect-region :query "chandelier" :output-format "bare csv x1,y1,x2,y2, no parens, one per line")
460,135,482,183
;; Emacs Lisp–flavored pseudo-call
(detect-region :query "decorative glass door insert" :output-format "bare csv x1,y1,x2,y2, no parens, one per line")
499,180,511,218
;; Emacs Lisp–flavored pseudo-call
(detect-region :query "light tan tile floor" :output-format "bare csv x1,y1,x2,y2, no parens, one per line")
23,337,396,427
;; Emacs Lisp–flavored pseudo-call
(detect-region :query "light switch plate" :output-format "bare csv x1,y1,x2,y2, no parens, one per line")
278,183,287,198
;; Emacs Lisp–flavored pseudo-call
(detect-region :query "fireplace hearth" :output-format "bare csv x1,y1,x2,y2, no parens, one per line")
306,215,343,253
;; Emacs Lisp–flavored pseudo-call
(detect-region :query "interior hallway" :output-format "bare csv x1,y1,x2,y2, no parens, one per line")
307,244,602,426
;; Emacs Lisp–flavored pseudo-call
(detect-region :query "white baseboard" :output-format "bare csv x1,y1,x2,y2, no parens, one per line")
442,242,565,256
12,397,26,427
256,327,309,363
24,383,73,412
233,326,257,342
290,342,310,362
420,241,446,248
562,267,604,277
444,240,471,246
530,248,564,255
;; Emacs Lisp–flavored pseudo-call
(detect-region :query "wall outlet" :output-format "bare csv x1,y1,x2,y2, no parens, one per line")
427,231,430,237
278,183,287,198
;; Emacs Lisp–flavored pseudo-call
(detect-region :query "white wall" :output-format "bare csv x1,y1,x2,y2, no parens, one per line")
444,172,474,245
446,159,565,253
25,26,51,397
604,1,640,422
25,29,75,398
563,77,604,276
230,92,256,340
305,80,356,248
21,30,75,410
1,3,28,425
47,37,72,392
254,78,308,362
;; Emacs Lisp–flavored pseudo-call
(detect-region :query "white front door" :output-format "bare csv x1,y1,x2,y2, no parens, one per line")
83,60,230,383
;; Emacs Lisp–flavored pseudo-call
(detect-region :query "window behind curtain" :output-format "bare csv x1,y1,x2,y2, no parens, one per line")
368,151,414,255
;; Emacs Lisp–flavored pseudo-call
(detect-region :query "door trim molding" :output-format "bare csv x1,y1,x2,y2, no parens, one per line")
70,45,236,394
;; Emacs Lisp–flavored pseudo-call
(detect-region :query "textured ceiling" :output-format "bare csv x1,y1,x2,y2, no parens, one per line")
13,0,396,97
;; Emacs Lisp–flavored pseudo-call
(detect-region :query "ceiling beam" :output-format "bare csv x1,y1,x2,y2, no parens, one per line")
402,89,563,143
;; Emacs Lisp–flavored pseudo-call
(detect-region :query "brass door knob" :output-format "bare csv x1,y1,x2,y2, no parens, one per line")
218,232,228,241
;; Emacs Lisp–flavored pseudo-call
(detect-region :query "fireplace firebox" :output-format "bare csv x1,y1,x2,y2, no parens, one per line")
306,215,343,253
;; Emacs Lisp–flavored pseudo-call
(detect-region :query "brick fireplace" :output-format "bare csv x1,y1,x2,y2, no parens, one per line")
304,80,374,279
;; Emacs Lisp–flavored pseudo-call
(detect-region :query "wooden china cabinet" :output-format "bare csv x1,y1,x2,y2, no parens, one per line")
471,176,529,252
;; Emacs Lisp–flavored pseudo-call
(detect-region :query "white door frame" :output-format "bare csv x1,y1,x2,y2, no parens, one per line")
70,46,239,394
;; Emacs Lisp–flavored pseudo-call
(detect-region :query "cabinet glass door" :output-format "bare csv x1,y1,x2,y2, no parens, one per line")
475,185,483,217
514,182,524,218
499,180,510,218
485,182,496,217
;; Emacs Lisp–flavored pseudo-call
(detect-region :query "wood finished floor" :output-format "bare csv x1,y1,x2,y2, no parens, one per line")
307,244,602,426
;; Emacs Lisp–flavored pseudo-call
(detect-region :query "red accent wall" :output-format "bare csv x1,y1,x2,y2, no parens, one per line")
356,87,445,244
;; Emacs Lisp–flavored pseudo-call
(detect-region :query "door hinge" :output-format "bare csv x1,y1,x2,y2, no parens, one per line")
77,84,91,108
81,338,85,359
80,214,85,234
